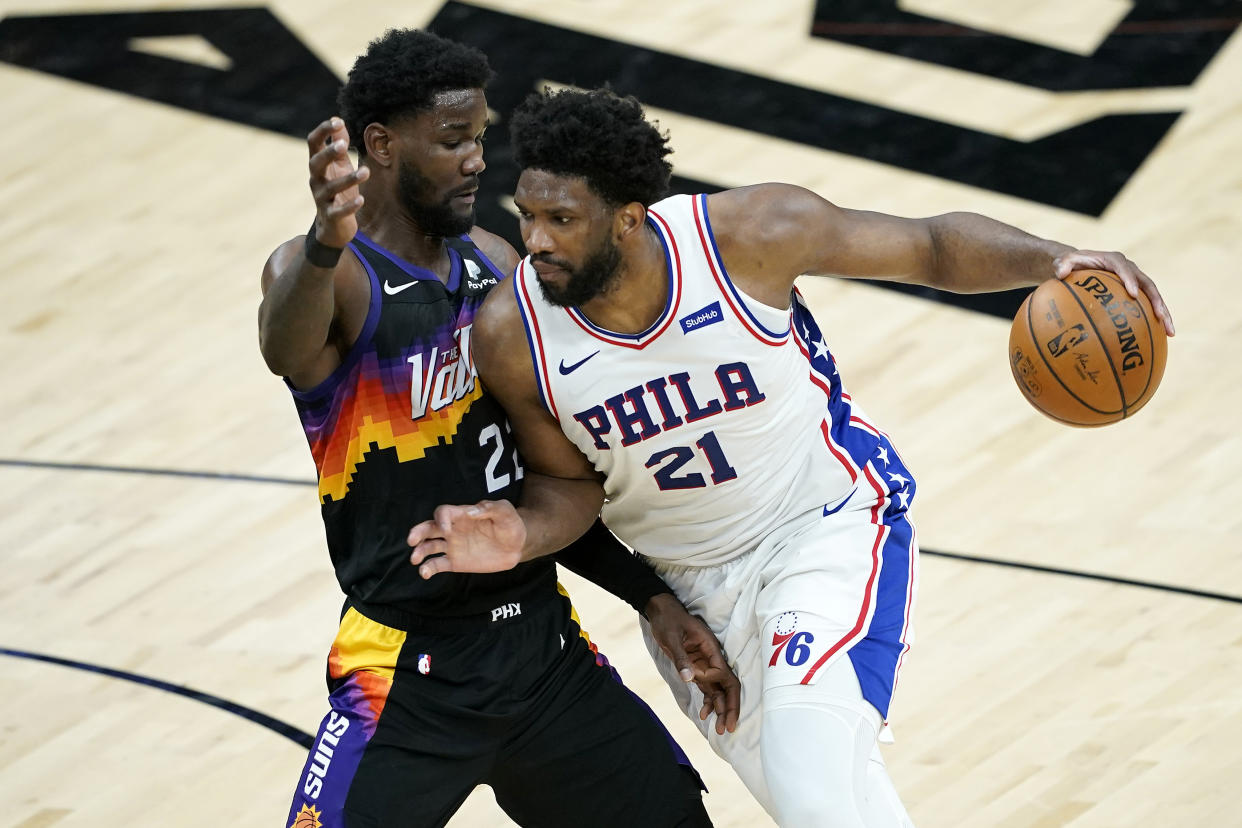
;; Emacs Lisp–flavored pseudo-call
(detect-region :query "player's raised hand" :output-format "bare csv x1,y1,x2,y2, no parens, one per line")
306,117,370,249
1054,249,1175,337
407,500,526,579
644,594,741,735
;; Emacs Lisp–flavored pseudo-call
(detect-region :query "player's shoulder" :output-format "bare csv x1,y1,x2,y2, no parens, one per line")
261,235,305,292
705,184,824,225
705,184,840,248
464,226,520,276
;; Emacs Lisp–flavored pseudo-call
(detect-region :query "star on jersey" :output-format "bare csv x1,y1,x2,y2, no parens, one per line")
875,446,890,466
887,471,909,486
896,490,911,508
812,337,830,360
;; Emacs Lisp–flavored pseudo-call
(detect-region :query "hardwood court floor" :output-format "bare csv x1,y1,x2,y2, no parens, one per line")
1,1,1239,826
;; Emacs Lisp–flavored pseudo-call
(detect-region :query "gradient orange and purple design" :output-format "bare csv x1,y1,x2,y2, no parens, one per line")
297,347,483,503
326,607,407,737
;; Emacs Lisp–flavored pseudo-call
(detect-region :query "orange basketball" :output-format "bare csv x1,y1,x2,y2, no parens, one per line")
1008,270,1167,427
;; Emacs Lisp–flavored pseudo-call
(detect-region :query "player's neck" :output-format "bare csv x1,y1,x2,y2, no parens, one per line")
578,225,669,334
357,200,453,283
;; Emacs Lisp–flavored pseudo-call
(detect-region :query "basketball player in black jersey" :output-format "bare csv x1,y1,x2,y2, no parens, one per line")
258,30,736,828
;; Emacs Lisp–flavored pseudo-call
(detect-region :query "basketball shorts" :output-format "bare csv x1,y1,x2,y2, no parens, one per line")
286,586,709,828
641,484,919,808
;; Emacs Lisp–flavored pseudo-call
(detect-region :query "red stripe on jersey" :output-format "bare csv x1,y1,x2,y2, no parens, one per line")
800,464,888,684
692,195,786,346
820,420,858,484
515,261,560,420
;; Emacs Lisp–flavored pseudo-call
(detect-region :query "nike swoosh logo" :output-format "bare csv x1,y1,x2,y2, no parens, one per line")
823,488,857,517
558,351,600,375
383,279,418,295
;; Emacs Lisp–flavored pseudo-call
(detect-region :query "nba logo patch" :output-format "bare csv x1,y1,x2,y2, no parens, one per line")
417,653,431,675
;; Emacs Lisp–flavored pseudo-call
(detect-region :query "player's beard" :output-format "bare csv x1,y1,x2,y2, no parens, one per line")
534,236,623,308
397,158,476,238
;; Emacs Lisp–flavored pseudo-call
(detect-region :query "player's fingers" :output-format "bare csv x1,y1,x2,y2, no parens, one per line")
407,519,445,548
704,653,741,733
320,165,370,199
418,553,453,580
431,503,480,535
305,118,341,154
322,197,364,221
1136,274,1176,336
663,638,695,683
308,137,350,179
408,539,449,566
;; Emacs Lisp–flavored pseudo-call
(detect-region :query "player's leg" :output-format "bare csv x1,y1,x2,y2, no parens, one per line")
490,588,712,828
754,499,919,827
760,658,913,828
639,556,777,817
865,740,916,827
284,604,493,828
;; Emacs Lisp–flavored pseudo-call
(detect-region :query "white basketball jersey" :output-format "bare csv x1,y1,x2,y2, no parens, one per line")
513,193,914,566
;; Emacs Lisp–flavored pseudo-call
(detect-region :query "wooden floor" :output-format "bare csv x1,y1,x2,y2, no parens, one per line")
2,1,1240,826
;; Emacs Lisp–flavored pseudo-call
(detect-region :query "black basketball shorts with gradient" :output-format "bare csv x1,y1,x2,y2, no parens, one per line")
285,586,710,828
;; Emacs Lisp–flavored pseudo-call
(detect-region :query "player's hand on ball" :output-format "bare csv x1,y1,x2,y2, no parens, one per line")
1054,249,1175,337
407,500,525,578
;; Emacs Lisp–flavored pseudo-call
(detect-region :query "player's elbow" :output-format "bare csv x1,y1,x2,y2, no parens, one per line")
257,321,309,379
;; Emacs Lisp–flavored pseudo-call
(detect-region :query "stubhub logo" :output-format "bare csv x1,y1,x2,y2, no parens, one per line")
679,301,723,335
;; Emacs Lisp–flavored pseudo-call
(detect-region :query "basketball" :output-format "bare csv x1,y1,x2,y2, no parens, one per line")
1008,270,1167,427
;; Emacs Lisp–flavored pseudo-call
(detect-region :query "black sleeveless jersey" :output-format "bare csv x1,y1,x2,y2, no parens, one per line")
288,230,555,615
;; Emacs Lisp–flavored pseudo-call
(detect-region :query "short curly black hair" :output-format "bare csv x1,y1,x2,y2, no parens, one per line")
338,29,493,156
509,88,673,207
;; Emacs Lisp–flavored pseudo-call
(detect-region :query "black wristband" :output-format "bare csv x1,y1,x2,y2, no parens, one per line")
304,228,343,269
554,520,673,615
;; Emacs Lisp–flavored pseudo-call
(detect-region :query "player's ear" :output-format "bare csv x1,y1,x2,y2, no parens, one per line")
363,123,394,167
615,201,647,241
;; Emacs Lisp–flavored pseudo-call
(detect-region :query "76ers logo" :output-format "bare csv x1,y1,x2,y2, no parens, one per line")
769,612,815,668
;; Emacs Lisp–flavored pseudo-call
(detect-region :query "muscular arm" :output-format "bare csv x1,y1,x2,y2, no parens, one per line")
475,282,606,560
405,279,605,575
553,519,673,614
707,184,1173,334
258,118,372,388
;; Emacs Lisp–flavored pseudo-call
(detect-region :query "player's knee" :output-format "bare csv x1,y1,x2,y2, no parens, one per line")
769,791,867,828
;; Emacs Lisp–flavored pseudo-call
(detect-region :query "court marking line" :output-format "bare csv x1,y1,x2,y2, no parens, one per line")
0,646,314,748
4,456,1239,605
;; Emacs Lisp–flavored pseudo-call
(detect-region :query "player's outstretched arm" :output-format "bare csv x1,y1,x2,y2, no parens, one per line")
258,118,372,387
706,184,1173,336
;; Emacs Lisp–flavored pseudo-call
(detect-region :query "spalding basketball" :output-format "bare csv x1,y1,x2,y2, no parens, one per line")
1009,270,1167,427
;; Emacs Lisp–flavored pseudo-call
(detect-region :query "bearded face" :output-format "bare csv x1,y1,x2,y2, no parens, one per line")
532,233,623,308
397,156,476,238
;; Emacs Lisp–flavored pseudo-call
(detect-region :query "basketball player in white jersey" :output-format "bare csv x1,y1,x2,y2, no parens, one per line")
407,88,1174,828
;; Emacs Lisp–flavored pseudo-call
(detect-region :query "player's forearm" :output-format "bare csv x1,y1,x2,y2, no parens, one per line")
259,248,338,376
924,212,1074,293
516,473,606,562
554,520,673,614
